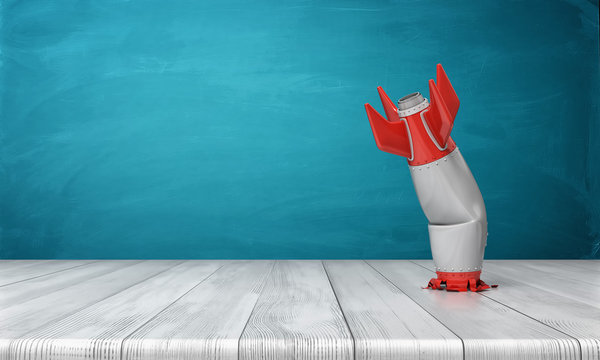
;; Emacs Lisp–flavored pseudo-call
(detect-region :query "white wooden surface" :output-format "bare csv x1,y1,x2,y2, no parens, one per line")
483,260,600,309
413,260,600,360
0,260,92,286
0,260,180,360
122,260,273,360
0,260,598,360
239,260,353,360
9,261,222,360
324,260,463,360
368,260,581,360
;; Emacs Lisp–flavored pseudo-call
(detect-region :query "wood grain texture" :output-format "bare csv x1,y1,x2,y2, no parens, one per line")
368,260,581,360
482,261,600,309
0,261,137,309
482,267,600,360
0,261,174,337
0,260,182,360
546,260,600,273
240,260,353,360
0,260,93,286
413,260,600,360
0,260,52,270
324,260,462,360
1,260,598,360
489,260,600,286
122,260,273,360
6,261,222,360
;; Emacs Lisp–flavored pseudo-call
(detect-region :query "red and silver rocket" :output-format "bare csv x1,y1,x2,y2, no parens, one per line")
365,64,493,292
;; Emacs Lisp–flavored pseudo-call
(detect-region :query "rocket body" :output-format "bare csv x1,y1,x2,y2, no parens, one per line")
365,64,491,291
410,148,487,274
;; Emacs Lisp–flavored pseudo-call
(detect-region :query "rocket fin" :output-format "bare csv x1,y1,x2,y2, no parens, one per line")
365,101,412,158
424,79,454,148
436,64,460,120
377,86,400,122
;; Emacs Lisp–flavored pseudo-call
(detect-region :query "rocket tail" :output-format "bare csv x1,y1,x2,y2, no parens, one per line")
426,272,497,292
423,64,460,148
364,87,412,158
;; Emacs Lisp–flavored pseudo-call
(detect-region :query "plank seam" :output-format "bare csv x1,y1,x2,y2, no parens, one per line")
117,261,228,360
407,260,433,273
0,260,100,288
7,261,187,360
479,293,584,360
479,262,600,309
410,260,585,360
488,261,600,289
365,260,466,360
14,260,185,339
0,260,147,314
322,260,356,360
237,260,277,360
555,261,600,273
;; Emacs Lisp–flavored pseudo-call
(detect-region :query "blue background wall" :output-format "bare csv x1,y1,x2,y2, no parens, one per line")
1,0,598,259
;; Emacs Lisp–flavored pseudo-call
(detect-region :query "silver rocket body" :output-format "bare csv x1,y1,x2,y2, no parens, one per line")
409,148,487,273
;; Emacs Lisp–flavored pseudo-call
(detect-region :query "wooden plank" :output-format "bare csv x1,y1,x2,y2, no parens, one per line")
410,259,435,269
6,260,223,360
481,261,600,309
538,260,600,273
0,260,181,360
0,260,52,271
0,260,93,286
570,260,600,272
369,260,581,360
482,266,600,360
0,260,72,276
240,260,353,360
413,260,600,360
122,260,274,360
0,260,138,309
488,260,600,286
324,260,462,360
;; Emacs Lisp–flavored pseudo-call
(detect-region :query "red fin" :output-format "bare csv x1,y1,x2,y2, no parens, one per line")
424,79,454,147
377,86,400,122
436,64,460,120
365,99,412,158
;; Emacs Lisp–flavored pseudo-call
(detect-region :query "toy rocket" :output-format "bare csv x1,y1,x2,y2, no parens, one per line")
365,64,493,292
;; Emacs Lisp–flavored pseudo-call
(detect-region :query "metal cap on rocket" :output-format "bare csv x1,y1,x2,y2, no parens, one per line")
397,92,425,110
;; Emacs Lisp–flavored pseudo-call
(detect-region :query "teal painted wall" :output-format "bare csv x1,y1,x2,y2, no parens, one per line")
588,27,600,259
1,0,598,259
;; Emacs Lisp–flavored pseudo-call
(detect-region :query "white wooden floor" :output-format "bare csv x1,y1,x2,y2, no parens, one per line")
0,260,598,360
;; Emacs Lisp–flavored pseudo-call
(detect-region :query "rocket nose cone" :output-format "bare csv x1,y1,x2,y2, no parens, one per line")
398,92,426,110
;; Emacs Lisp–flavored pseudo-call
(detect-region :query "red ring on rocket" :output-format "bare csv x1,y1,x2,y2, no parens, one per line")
365,64,493,292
